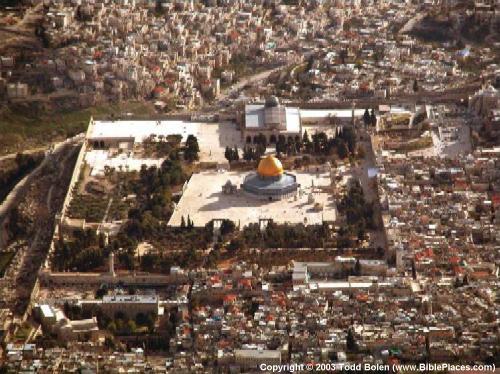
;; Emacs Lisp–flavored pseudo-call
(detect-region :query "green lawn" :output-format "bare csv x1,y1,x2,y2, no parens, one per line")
14,324,32,342
0,252,15,277
0,101,156,156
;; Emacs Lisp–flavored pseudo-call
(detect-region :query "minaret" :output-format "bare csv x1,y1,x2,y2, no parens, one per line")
109,252,116,277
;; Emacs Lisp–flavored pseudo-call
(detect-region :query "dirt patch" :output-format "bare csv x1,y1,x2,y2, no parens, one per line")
410,15,454,42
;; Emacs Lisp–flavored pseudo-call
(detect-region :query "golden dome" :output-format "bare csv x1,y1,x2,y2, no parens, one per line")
257,155,284,177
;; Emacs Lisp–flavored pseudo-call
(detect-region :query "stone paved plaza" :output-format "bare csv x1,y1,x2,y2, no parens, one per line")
168,170,337,227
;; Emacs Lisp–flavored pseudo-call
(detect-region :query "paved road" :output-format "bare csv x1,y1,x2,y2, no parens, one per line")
0,146,48,162
196,63,294,114
399,13,425,34
217,64,287,103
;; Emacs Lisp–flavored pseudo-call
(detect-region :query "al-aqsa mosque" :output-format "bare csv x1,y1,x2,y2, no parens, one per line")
241,155,299,201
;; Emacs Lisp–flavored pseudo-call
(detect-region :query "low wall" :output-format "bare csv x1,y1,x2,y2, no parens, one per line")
40,270,188,286
59,124,93,220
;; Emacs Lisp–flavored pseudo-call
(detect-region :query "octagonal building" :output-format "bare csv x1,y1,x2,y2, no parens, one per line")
241,155,299,201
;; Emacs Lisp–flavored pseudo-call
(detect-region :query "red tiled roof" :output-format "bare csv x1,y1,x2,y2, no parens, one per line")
223,294,237,303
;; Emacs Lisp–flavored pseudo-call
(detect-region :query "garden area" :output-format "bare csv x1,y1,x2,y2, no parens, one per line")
67,194,110,222
226,127,359,168
54,138,205,272
336,180,376,244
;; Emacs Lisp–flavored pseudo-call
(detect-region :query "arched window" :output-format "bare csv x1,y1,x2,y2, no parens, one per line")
246,136,252,144
270,134,277,144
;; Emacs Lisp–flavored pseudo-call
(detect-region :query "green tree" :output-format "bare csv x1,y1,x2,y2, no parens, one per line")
255,143,266,160
354,259,361,276
145,313,156,332
184,147,199,162
276,135,287,156
220,219,236,236
337,139,349,159
243,146,253,161
256,133,267,148
286,136,296,156
339,127,356,153
227,238,244,251
126,320,137,335
107,321,117,334
339,49,348,64
411,260,417,280
224,146,233,162
302,130,311,146
370,109,377,127
184,135,200,162
413,79,419,93
141,253,158,272
95,284,108,299
346,328,358,352
363,109,370,126
136,313,147,326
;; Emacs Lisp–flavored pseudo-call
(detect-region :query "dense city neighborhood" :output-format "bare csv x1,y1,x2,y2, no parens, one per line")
0,0,499,372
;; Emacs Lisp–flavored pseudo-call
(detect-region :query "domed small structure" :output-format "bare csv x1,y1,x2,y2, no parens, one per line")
257,155,284,177
241,155,299,201
265,95,280,108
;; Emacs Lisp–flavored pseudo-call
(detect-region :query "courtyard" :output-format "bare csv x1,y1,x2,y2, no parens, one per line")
168,169,337,228
85,120,243,176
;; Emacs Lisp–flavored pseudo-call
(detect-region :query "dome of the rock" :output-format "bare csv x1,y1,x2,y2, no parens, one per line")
257,155,284,178
241,155,299,201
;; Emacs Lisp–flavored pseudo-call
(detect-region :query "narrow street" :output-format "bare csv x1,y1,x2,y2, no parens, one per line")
351,127,387,251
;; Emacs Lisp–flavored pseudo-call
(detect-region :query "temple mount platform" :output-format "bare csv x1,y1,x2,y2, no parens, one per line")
168,164,337,228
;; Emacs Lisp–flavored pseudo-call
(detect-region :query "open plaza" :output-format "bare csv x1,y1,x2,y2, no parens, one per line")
168,168,337,227
85,119,242,176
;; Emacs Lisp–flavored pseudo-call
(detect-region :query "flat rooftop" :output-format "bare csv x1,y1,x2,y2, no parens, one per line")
300,108,366,119
102,295,158,303
168,170,336,227
89,120,205,143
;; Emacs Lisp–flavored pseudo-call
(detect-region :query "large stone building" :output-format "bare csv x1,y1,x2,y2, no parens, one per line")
242,96,301,144
241,97,367,145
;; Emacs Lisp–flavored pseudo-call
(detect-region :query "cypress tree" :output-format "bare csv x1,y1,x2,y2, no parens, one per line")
363,108,370,126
